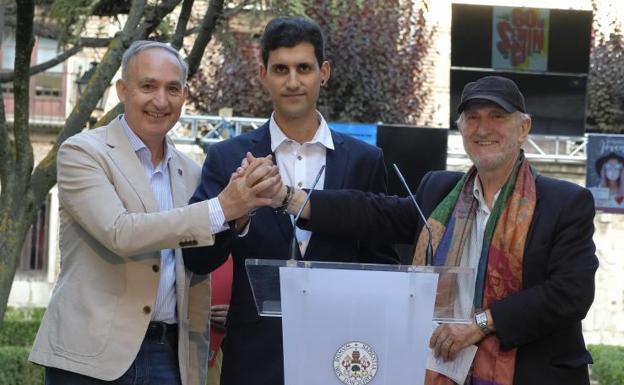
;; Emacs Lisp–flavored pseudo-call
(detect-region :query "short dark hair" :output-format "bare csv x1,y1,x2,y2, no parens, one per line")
122,40,188,83
260,16,325,67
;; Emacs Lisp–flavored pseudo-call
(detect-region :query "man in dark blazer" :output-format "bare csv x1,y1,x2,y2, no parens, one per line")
183,16,397,385
276,76,598,385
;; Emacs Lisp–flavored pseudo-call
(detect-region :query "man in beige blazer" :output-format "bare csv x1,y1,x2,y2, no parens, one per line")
29,41,279,385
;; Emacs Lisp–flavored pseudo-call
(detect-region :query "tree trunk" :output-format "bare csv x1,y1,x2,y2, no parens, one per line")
0,210,35,322
0,0,35,325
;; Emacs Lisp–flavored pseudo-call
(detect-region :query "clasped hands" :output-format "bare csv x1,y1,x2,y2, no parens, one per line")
217,152,287,222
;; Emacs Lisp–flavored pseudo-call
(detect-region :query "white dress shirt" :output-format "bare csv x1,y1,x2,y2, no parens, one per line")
457,177,500,314
269,112,334,256
120,116,225,324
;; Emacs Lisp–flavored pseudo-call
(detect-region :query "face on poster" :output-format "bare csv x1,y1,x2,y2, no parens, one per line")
587,134,624,214
492,7,550,71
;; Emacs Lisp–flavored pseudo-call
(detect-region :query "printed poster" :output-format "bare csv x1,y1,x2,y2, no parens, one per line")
492,7,550,71
587,134,624,214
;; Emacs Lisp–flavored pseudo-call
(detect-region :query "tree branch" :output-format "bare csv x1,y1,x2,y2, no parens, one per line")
181,0,250,40
80,37,114,48
0,35,113,84
120,0,146,37
171,0,194,49
91,0,132,16
0,45,81,83
137,0,182,38
186,0,225,79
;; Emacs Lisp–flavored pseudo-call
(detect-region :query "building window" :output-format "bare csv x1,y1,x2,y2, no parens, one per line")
0,83,12,95
33,73,63,99
18,198,49,275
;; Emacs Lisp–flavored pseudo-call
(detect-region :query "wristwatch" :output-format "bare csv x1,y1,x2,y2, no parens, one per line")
475,311,490,335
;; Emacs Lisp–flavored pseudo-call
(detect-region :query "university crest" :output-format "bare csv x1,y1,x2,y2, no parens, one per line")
333,341,378,385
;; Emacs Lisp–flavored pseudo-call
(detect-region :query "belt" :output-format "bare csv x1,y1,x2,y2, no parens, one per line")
146,321,178,345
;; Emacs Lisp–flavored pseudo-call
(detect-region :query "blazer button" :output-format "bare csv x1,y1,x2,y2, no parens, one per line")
143,306,151,314
152,264,159,272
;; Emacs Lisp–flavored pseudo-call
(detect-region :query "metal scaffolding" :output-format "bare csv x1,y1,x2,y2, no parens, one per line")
170,114,587,164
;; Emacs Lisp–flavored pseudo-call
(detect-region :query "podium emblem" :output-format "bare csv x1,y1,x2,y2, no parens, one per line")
333,341,378,385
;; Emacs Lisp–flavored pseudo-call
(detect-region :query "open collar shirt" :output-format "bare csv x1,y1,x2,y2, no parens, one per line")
458,177,500,313
269,112,334,256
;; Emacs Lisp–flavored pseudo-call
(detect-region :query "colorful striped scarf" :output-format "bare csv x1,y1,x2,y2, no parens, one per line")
413,154,536,385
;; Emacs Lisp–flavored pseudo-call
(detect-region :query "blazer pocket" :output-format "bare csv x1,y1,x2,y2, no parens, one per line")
50,283,119,358
550,350,593,368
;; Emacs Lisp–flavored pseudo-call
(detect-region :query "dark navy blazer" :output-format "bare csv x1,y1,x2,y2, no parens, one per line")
300,170,598,385
183,122,398,385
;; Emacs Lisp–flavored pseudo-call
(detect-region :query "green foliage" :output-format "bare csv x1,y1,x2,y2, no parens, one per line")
587,10,624,134
1,307,43,348
0,320,41,346
189,0,434,124
0,346,44,385
189,32,272,118
308,0,433,123
588,344,624,385
0,309,45,385
3,307,45,322
587,29,624,133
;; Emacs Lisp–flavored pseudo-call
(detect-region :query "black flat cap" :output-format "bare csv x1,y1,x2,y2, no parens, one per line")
457,76,526,114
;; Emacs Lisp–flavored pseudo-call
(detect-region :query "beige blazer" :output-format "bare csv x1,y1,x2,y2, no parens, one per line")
29,117,215,385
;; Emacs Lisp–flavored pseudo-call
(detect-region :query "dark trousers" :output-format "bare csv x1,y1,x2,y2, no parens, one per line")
45,322,181,385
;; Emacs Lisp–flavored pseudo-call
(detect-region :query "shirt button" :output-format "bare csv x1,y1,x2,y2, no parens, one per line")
152,265,159,272
143,306,151,314
297,182,303,187
297,155,303,160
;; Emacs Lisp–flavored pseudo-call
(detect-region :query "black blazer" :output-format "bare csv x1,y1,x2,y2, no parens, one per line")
301,170,598,385
183,122,398,385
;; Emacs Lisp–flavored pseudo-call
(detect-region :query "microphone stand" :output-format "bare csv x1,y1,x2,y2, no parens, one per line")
289,165,326,261
392,164,434,266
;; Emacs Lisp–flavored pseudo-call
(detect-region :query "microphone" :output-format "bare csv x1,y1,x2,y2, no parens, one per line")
289,165,326,261
392,164,434,266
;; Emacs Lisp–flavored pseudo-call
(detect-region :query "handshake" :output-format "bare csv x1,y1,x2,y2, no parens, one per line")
217,152,302,224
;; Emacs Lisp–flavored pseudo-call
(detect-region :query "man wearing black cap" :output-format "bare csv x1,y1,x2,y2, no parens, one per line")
261,75,598,385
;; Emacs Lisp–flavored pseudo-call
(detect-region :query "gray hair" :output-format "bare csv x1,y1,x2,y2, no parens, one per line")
455,110,530,129
121,40,189,83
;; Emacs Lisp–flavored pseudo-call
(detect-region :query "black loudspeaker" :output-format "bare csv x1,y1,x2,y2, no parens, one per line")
376,125,448,264
376,124,448,196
